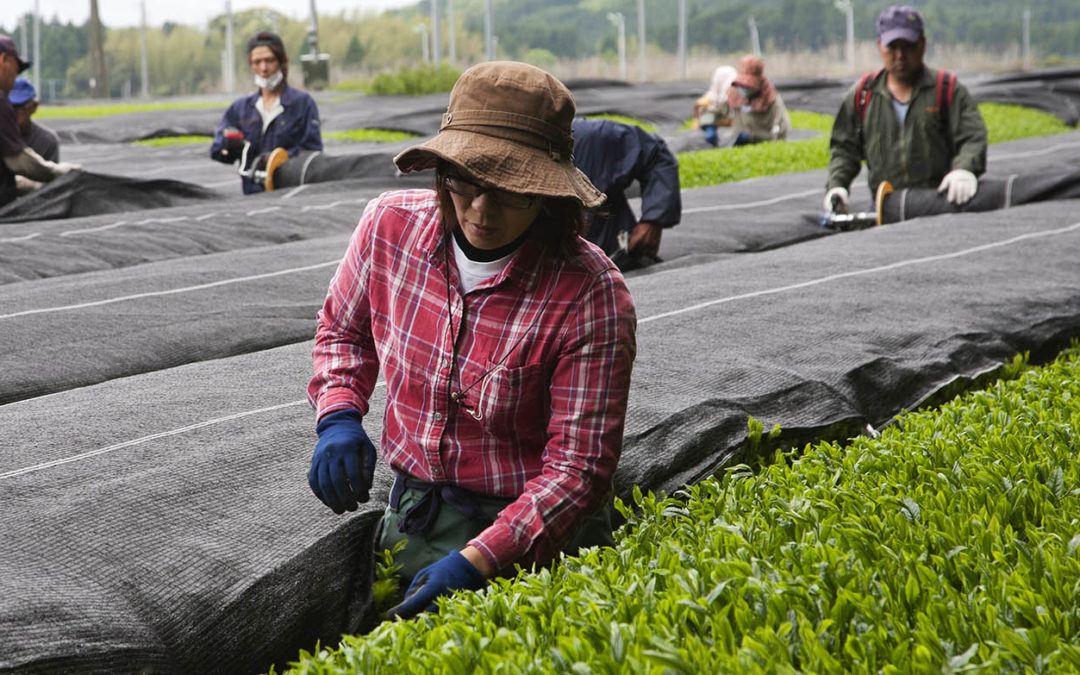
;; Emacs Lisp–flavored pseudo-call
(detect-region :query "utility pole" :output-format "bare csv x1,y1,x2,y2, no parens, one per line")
88,0,108,98
447,0,456,65
415,24,430,64
748,16,761,56
834,0,855,73
607,13,627,81
636,0,646,82
224,0,235,93
1022,8,1032,70
32,0,41,87
21,14,29,59
308,0,319,51
430,0,441,65
677,0,686,81
139,0,150,97
483,0,494,61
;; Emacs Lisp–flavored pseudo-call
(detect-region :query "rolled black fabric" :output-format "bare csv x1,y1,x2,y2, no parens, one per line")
880,168,1080,223
271,150,417,189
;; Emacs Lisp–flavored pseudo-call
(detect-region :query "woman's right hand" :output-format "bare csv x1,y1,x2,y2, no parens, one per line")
308,409,377,513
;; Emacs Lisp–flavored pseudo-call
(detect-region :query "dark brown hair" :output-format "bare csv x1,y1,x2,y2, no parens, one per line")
434,161,584,257
246,31,288,81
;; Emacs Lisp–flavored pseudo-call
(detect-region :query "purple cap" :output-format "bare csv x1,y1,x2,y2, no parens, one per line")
877,5,924,45
9,77,36,106
0,34,32,74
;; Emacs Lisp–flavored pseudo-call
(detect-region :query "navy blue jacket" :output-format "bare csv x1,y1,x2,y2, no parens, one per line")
210,85,323,194
571,118,681,256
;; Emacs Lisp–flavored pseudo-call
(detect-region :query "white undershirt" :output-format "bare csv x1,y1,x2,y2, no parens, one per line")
892,98,910,129
255,96,284,133
451,236,516,294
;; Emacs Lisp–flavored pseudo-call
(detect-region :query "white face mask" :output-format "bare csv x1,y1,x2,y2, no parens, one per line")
254,70,283,90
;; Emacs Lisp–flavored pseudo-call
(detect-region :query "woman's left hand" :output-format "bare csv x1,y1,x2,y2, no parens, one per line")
385,550,488,620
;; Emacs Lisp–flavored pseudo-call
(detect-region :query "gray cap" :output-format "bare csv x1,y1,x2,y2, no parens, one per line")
877,5,924,45
0,34,31,73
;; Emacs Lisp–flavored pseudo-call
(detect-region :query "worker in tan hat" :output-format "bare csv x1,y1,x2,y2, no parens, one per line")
306,61,637,620
726,54,790,146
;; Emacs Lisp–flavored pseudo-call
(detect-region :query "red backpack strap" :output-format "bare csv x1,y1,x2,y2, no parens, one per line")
853,70,877,124
935,69,957,118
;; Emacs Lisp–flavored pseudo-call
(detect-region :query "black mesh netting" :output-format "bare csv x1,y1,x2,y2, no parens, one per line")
0,171,221,223
3,135,1079,407
2,189,1079,671
15,73,1074,227
4,131,1077,285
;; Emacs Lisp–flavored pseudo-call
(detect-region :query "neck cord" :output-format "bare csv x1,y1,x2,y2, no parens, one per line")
441,227,560,421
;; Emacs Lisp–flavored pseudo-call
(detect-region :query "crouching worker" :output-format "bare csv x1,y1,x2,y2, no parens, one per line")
306,62,637,621
210,31,322,194
0,36,79,206
11,77,61,163
572,117,681,272
727,54,790,146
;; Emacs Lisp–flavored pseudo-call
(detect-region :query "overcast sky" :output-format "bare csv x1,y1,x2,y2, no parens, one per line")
2,0,417,31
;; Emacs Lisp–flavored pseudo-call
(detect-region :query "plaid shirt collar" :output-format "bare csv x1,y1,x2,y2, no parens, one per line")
417,209,549,294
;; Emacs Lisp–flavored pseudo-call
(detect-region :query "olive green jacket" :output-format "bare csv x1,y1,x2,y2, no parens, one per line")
826,67,988,195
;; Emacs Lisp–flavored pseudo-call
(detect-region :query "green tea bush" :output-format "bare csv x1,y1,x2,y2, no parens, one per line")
979,103,1071,143
679,103,1073,189
323,129,420,143
284,349,1080,673
680,136,830,189
583,114,658,133
36,100,225,119
133,134,212,147
353,64,462,96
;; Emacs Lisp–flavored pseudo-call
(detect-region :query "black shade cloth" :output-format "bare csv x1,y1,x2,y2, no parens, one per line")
5,131,1076,289
2,196,1079,672
0,171,221,223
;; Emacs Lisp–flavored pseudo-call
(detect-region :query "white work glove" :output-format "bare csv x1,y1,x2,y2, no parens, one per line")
937,169,978,205
56,162,82,174
823,186,849,213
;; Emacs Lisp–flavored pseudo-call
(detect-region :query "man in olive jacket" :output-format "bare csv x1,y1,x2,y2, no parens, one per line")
824,5,987,212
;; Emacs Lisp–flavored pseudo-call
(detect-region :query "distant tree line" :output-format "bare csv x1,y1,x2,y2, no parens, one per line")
454,0,1080,61
1,0,1076,100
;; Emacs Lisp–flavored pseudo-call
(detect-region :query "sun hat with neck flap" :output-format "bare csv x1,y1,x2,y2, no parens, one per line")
394,61,605,209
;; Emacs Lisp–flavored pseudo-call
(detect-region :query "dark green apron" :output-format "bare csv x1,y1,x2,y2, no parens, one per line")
376,471,614,583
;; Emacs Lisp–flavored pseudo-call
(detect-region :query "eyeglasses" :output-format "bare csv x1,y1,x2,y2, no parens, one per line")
442,174,539,210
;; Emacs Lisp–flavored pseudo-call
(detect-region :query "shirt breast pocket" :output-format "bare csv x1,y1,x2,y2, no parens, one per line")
476,363,549,442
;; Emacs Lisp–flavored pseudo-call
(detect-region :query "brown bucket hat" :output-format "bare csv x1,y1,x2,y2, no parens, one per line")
394,61,604,208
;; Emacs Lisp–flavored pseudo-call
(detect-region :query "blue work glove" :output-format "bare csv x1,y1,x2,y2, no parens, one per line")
308,409,377,514
385,550,487,620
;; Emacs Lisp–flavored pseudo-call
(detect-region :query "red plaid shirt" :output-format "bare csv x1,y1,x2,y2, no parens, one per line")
308,190,636,570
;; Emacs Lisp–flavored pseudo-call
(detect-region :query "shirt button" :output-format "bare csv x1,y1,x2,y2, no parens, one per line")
434,413,443,421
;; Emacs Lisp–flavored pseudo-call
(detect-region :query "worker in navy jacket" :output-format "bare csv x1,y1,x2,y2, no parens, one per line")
571,118,681,271
210,31,322,194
